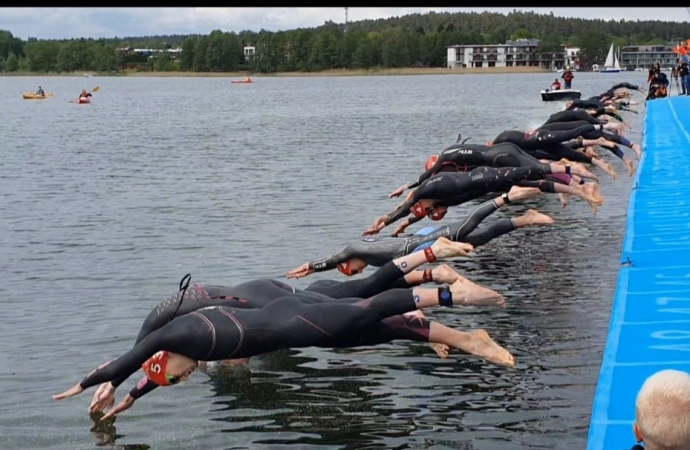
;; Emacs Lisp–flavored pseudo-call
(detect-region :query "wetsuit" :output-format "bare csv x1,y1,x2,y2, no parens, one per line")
492,127,597,164
566,99,606,110
308,197,517,271
542,110,603,126
411,143,570,189
122,262,440,398
539,120,632,157
79,287,449,398
383,164,553,226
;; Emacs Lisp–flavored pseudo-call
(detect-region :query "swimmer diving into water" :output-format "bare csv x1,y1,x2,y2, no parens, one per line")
54,238,512,420
289,186,553,277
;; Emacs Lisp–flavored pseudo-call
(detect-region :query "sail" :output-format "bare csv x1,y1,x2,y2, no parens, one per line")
614,48,621,69
604,43,615,67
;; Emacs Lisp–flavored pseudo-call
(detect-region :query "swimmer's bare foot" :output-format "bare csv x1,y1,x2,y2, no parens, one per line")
600,161,617,180
625,158,636,177
581,183,604,215
569,163,598,181
632,143,642,160
431,263,462,284
466,329,515,367
430,343,450,359
449,277,505,307
223,358,251,366
507,185,541,202
514,209,554,227
558,193,569,210
430,237,473,260
583,146,601,159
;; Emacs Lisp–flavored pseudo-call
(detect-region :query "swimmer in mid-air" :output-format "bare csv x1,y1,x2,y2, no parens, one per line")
86,239,506,414
288,186,552,277
364,162,601,237
54,238,513,420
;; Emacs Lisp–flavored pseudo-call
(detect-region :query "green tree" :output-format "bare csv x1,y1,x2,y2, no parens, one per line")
154,51,175,71
4,52,18,71
179,37,197,71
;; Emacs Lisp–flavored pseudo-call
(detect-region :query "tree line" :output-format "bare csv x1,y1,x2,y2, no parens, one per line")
2,10,690,74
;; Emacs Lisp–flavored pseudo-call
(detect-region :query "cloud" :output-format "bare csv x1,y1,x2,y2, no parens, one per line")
0,7,688,40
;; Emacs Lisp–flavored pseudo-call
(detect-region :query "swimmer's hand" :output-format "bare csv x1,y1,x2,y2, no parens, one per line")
286,263,314,279
53,383,85,400
362,216,387,236
389,184,408,198
101,394,135,421
391,219,411,237
89,382,116,413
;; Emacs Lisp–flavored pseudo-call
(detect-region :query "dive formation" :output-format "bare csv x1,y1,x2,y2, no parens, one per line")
52,81,645,425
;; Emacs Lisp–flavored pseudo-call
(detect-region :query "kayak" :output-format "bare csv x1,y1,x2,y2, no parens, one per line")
231,80,253,84
23,92,53,99
77,97,91,104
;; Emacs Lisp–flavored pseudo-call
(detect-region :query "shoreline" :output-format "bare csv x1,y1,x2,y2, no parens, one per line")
2,67,550,78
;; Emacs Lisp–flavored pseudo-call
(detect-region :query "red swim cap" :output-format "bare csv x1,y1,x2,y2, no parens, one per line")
337,261,355,276
142,351,174,386
412,202,429,218
425,155,439,171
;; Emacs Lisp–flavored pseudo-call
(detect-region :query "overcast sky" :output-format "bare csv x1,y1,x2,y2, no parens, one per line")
1,8,689,40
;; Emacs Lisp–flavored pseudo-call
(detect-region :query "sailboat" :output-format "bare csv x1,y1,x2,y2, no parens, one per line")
601,42,621,73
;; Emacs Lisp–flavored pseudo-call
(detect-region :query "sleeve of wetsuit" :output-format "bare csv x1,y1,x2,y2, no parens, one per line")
548,145,592,164
385,197,417,225
78,325,173,390
128,376,160,399
610,82,639,91
308,246,355,272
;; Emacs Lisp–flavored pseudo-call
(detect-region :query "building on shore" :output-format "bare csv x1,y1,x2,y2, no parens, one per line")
620,44,678,70
446,39,575,70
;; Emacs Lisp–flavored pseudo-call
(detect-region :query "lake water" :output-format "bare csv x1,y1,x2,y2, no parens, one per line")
0,72,646,450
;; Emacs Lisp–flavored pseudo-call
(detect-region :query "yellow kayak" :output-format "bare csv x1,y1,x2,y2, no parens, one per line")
23,92,53,100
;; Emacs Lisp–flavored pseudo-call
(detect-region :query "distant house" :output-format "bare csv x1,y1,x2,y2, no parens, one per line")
119,47,183,59
564,45,581,69
447,38,567,70
244,46,256,62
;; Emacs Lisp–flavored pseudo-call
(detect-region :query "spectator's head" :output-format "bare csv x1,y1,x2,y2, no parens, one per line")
634,369,690,450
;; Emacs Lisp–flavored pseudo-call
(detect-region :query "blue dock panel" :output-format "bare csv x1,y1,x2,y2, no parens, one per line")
587,96,690,450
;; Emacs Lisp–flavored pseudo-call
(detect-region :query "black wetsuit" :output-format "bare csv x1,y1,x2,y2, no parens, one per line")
308,197,517,271
566,99,606,110
542,110,603,126
411,143,568,189
539,120,631,156
383,164,553,226
79,287,450,398
122,263,439,399
492,126,597,164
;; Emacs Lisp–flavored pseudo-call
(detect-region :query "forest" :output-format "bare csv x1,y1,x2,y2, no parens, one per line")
2,10,690,74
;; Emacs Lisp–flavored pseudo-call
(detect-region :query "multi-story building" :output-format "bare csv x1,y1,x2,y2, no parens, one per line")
446,39,567,70
620,44,678,70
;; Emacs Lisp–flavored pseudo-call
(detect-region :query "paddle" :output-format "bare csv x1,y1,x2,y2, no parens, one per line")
69,86,100,103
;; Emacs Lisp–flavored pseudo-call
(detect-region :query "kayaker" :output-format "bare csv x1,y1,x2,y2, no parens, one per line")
550,79,561,90
80,89,92,99
36,86,45,96
561,66,574,89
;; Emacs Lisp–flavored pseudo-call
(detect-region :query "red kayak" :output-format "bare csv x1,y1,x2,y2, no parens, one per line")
231,78,253,84
77,97,91,104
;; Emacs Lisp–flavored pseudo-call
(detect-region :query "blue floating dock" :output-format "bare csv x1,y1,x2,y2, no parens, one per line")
587,96,690,450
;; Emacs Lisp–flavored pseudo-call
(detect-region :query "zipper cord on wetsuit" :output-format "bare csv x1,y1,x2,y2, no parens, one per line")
171,273,192,320
461,137,471,144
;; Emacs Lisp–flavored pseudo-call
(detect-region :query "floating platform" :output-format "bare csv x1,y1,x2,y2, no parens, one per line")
587,96,690,449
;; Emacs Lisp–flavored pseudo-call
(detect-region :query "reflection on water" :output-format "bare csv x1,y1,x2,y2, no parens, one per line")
0,72,642,449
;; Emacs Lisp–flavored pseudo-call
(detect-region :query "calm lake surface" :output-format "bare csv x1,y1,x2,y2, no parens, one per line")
0,72,646,450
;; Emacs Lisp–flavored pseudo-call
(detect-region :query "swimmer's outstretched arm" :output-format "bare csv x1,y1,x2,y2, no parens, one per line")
286,246,355,279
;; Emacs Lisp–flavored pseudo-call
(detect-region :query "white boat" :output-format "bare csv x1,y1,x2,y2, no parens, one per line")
601,43,621,73
541,88,582,102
